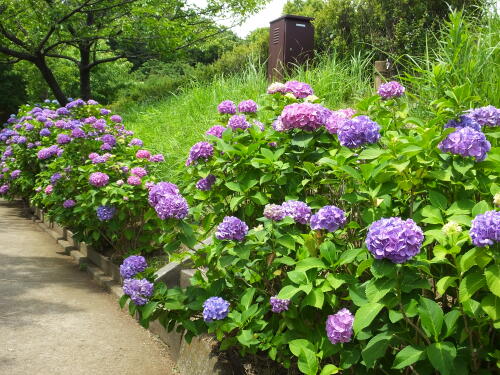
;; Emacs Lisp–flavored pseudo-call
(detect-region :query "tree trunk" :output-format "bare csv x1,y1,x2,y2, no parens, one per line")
34,56,68,105
79,42,92,100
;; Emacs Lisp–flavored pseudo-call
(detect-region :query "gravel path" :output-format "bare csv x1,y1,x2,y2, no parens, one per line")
0,200,177,375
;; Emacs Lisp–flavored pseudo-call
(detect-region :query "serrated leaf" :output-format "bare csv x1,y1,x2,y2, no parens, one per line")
276,234,296,250
471,200,490,217
366,277,396,302
459,271,486,302
358,148,385,160
319,364,339,375
481,295,499,321
298,348,319,375
485,265,500,297
237,329,259,346
443,310,461,338
426,342,456,375
353,302,383,335
289,339,315,356
429,191,448,210
302,288,324,309
392,345,425,370
296,257,326,271
361,332,392,368
418,297,443,340
436,276,458,295
141,301,158,319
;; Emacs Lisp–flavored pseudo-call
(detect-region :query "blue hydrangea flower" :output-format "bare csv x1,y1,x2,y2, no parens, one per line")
469,210,500,247
123,278,154,306
438,127,491,162
444,115,481,131
120,255,148,278
270,296,290,313
203,297,230,322
310,205,347,232
337,116,381,148
282,200,311,224
96,205,116,221
215,216,248,241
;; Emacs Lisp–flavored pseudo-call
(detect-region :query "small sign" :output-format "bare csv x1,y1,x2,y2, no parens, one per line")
296,23,306,28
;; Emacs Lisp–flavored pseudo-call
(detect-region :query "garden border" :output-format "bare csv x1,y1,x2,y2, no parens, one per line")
29,204,233,375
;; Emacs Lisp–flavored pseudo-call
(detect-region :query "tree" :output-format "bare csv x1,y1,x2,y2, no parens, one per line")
0,0,268,104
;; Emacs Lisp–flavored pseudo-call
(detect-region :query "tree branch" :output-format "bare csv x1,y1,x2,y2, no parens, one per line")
86,54,125,69
0,45,35,61
46,53,80,64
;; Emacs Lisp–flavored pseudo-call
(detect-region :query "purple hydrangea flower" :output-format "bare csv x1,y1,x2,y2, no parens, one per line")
148,182,180,206
96,205,116,221
238,100,258,113
88,153,99,160
56,107,70,116
93,119,106,131
280,103,330,131
127,175,142,186
215,216,248,241
325,109,356,134
206,125,226,138
120,255,147,279
186,142,214,166
136,150,151,159
100,143,112,151
217,100,236,115
37,145,61,160
469,210,500,247
267,82,287,94
284,81,314,99
0,184,9,194
50,172,62,184
56,134,71,144
377,81,405,99
203,297,230,322
270,297,290,313
101,134,116,146
149,154,164,163
154,194,189,220
444,115,481,131
87,99,98,105
282,200,311,224
228,115,250,131
25,124,34,131
71,128,86,138
84,116,97,124
310,205,347,232
128,138,143,147
438,127,491,162
10,170,21,179
338,116,381,148
63,199,76,208
467,105,499,127
123,278,153,306
326,308,354,344
366,217,424,263
89,172,110,187
110,115,122,123
252,120,265,131
100,108,111,115
131,167,147,177
196,174,216,191
263,204,285,221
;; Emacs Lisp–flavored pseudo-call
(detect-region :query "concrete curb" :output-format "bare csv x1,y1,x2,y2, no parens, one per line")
30,205,231,375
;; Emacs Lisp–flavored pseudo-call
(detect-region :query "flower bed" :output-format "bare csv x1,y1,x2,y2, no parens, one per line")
1,81,499,374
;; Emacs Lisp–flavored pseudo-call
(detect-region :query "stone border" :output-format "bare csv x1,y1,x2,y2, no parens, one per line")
29,205,231,375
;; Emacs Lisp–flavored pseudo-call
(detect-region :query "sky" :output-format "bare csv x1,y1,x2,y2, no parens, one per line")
189,0,288,38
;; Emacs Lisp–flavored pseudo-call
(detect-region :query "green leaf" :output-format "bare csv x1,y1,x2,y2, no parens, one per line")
319,364,339,375
436,276,458,295
353,302,384,335
240,288,256,310
443,310,461,338
320,241,337,265
278,285,303,299
366,277,397,302
429,191,448,210
225,181,242,192
426,342,456,375
361,332,392,368
288,270,308,284
459,271,486,303
421,205,443,224
141,301,158,319
119,294,129,309
289,339,315,356
392,345,425,370
296,257,326,271
326,273,350,290
337,248,365,266
481,295,499,321
302,288,324,309
485,265,500,297
298,348,319,375
237,330,259,346
370,260,396,278
471,200,490,217
418,297,443,340
358,148,385,160
292,133,314,147
276,234,296,250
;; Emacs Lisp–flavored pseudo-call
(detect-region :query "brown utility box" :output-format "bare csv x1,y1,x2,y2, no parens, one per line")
268,15,314,81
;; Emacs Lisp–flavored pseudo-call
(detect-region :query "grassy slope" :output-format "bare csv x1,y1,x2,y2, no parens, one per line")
114,55,373,179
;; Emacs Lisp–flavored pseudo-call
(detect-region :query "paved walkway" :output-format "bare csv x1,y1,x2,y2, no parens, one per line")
0,200,177,375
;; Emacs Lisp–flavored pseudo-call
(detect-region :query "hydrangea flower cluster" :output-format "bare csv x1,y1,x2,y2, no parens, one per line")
310,205,347,232
147,182,188,220
270,297,290,313
96,205,116,221
469,210,500,247
467,105,499,127
284,80,314,98
63,199,76,208
444,115,481,131
325,108,356,134
267,82,287,94
186,141,214,166
438,127,491,162
228,115,250,131
217,100,236,115
280,103,330,131
89,172,110,187
326,308,354,344
123,278,154,306
120,255,148,279
377,81,405,99
131,167,147,177
238,100,258,113
196,174,216,191
366,217,424,263
337,116,381,148
282,200,312,224
215,216,248,241
202,297,230,322
206,125,226,138
263,204,286,221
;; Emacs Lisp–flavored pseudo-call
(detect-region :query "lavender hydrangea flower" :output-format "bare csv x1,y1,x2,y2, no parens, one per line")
238,100,258,113
366,217,424,263
154,194,189,220
50,172,62,184
56,107,70,116
469,210,500,247
280,103,330,131
71,128,86,138
149,154,164,163
87,99,98,105
127,175,142,186
217,100,236,115
338,116,381,148
128,138,143,147
63,199,76,208
228,115,250,131
120,255,148,278
263,204,285,221
377,81,405,99
203,297,230,322
444,115,481,131
123,278,153,306
310,205,347,232
89,172,110,187
37,146,61,160
56,134,71,144
10,170,21,179
438,127,491,162
100,108,111,115
110,115,122,123
96,205,116,221
270,297,290,313
206,125,226,138
101,134,116,146
196,174,216,191
215,216,248,241
467,105,500,127
282,200,311,224
186,141,214,166
326,308,354,344
131,167,147,177
100,143,112,151
325,109,356,134
39,128,51,137
0,184,9,194
148,182,180,207
136,150,151,159
284,81,314,99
